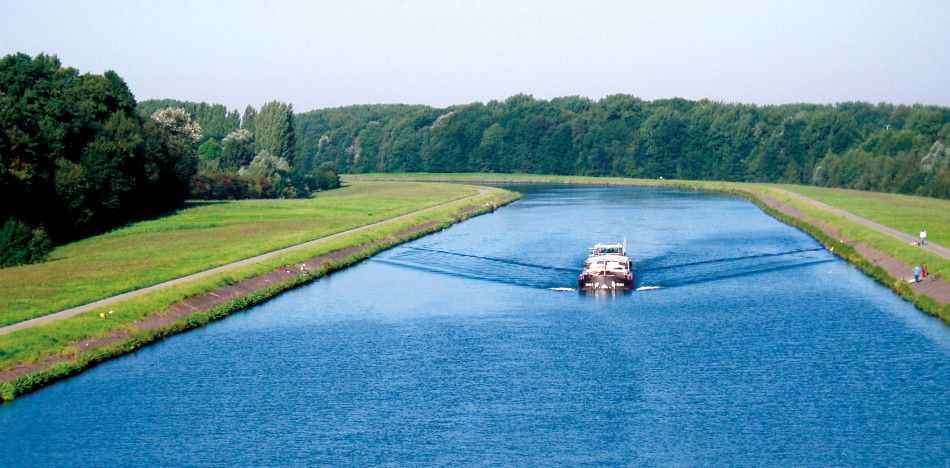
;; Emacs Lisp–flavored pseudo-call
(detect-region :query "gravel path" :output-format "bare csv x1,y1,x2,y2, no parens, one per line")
0,189,488,336
772,188,950,259
759,190,949,304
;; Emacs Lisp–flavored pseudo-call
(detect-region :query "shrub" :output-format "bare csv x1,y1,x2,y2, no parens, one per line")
0,218,52,267
191,174,270,200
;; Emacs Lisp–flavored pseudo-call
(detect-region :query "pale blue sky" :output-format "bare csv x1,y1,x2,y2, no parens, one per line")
4,1,948,112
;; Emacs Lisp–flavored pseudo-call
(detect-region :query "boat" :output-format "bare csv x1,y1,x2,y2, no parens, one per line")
578,240,634,291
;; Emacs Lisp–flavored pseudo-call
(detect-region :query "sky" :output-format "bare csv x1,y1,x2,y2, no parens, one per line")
3,0,949,112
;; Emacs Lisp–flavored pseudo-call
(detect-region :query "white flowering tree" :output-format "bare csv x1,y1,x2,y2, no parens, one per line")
151,107,202,144
141,107,202,202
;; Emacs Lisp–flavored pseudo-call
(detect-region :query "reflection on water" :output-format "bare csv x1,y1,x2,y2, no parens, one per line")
1,185,947,465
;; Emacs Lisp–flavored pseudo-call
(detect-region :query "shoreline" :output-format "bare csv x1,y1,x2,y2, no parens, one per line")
353,174,949,323
1,190,520,401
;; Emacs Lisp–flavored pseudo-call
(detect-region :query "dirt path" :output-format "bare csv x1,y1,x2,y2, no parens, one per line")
772,188,950,259
0,189,488,336
756,190,950,304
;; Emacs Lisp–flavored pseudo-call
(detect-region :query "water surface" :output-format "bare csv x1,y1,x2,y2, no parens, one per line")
2,186,947,465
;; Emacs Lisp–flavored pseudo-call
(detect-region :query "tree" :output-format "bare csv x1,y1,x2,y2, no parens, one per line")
255,101,296,160
312,161,342,190
137,99,240,141
637,108,687,178
220,129,256,171
242,105,257,133
0,218,51,267
198,139,222,161
0,53,208,252
239,150,290,179
142,107,201,208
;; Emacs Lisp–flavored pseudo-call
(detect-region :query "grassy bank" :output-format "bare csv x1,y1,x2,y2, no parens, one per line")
0,181,478,326
777,185,950,247
351,173,949,281
351,173,949,322
1,186,519,400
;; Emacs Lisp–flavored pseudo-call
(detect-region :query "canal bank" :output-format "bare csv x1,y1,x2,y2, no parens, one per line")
672,183,950,323
3,184,945,465
0,188,519,401
353,174,949,323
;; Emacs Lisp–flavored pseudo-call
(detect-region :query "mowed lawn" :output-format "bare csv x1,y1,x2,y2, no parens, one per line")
778,185,950,247
0,181,477,326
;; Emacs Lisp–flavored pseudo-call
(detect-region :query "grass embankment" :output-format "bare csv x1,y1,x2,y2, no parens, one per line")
351,173,950,322
351,173,949,279
759,186,949,283
1,184,518,400
778,184,949,247
348,172,662,186
0,181,477,327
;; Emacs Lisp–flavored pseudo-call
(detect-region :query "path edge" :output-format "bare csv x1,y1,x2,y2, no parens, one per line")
0,192,520,401
723,188,949,323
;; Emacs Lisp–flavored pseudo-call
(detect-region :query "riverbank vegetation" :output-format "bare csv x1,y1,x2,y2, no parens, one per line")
0,185,517,400
0,181,479,327
0,54,200,265
0,54,344,268
294,96,950,199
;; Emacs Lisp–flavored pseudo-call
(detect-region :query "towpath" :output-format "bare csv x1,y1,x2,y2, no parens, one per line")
771,188,950,260
0,189,488,336
757,189,950,304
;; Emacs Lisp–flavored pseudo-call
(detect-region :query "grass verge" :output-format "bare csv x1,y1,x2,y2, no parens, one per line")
1,187,519,401
0,181,478,326
353,173,950,323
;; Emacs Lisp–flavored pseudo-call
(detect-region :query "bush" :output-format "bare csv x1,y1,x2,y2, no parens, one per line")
312,162,342,191
190,174,270,200
0,218,52,268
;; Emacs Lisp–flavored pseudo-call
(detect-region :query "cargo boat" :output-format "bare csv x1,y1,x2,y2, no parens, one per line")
578,241,634,291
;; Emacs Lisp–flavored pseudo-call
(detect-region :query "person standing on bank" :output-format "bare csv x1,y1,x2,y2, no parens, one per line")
919,229,927,246
914,265,922,283
922,263,928,280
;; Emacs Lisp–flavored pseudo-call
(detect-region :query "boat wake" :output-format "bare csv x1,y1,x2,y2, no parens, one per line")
376,245,836,293
375,246,576,290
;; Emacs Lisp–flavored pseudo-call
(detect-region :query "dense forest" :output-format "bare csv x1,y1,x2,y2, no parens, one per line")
293,95,950,198
0,54,339,267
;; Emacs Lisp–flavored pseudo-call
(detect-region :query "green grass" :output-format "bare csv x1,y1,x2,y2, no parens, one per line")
352,173,950,302
757,186,950,282
0,181,478,326
0,187,519,399
347,172,663,185
778,185,950,248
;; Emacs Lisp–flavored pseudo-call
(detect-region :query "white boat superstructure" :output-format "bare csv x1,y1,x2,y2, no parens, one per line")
578,241,634,290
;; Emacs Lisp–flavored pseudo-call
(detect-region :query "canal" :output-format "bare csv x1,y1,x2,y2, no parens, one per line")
2,185,947,465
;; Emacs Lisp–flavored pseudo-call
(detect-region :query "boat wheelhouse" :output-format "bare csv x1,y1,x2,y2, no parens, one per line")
578,241,634,291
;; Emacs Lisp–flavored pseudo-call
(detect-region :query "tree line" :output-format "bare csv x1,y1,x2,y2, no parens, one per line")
137,99,341,201
0,54,339,267
293,95,950,198
0,54,201,266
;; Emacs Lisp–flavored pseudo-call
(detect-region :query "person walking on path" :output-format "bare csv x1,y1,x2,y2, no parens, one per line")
922,263,928,280
919,229,927,246
914,265,922,283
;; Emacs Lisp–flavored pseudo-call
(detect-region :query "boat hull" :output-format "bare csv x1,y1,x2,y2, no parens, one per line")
578,273,633,291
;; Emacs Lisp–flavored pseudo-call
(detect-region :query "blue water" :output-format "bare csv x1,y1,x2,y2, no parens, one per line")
2,186,947,465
